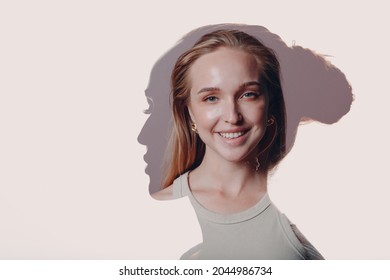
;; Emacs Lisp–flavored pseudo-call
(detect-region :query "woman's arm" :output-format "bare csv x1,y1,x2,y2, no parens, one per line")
290,224,325,260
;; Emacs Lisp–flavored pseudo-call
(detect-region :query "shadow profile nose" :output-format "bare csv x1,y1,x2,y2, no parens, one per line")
137,116,150,145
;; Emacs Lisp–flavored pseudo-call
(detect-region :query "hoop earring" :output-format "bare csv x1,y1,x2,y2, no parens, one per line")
191,123,198,133
267,116,275,126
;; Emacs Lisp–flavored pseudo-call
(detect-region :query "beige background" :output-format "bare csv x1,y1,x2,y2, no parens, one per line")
1,0,389,259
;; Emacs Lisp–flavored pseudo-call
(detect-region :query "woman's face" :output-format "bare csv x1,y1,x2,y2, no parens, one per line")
188,47,268,163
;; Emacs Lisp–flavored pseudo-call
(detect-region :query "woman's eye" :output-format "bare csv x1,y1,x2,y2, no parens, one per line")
242,92,259,98
204,96,218,102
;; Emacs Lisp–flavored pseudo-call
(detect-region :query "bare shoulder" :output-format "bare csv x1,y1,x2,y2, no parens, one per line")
151,184,173,200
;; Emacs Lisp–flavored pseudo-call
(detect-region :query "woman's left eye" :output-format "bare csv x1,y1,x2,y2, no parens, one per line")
242,92,259,98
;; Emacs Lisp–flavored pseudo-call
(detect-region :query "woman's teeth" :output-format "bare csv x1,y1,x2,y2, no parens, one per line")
219,131,245,139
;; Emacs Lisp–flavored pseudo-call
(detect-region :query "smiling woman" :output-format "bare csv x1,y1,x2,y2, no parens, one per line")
149,29,324,260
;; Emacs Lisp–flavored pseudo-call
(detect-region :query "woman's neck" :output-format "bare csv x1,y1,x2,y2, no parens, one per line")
191,151,268,198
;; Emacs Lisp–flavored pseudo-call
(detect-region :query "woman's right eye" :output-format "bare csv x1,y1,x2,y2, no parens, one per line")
204,96,218,102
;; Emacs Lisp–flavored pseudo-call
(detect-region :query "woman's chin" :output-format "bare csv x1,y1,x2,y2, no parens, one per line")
219,153,252,164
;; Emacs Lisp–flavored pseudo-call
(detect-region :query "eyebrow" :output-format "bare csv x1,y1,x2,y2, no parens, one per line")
197,87,220,94
196,81,261,94
239,81,261,89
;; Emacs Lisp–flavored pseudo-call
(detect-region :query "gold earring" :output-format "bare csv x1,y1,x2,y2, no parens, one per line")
255,157,260,171
191,123,198,133
267,117,275,126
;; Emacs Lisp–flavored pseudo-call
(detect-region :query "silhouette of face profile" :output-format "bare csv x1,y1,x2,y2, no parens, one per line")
138,24,353,195
138,85,171,195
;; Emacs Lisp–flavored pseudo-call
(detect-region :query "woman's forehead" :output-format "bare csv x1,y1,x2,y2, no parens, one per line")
189,48,261,91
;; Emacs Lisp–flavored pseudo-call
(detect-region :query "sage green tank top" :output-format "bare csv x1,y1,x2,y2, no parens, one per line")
173,172,307,260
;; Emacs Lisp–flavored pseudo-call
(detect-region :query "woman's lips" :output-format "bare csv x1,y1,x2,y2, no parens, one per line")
218,131,246,139
217,129,249,145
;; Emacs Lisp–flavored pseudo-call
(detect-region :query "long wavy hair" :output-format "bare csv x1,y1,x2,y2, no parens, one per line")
163,29,286,188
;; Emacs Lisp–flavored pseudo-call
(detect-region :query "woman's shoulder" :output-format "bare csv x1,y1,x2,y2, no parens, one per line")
151,171,190,200
151,184,173,200
290,224,324,260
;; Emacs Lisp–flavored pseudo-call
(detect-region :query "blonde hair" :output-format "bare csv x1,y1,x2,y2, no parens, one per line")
163,29,286,188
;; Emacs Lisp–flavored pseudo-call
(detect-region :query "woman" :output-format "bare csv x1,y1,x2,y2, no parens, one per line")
153,29,323,260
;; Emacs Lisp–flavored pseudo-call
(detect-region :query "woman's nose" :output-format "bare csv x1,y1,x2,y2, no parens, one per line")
223,100,242,124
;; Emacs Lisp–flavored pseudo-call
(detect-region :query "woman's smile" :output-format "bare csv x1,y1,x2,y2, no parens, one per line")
218,130,247,139
216,128,250,146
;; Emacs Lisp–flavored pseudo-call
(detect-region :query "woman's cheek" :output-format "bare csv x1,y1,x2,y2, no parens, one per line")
246,102,267,120
204,106,222,121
